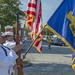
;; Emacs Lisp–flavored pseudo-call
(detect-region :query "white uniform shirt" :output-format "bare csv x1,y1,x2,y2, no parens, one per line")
3,40,16,75
3,40,23,75
3,40,23,49
3,40,16,49
0,44,18,75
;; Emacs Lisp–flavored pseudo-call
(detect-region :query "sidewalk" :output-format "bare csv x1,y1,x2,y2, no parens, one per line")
22,53,75,75
24,53,71,64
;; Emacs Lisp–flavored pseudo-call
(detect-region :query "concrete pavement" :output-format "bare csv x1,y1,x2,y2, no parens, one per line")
20,42,75,75
25,53,71,64
22,53,75,75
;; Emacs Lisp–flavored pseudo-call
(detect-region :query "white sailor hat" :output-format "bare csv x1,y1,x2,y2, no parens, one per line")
5,31,13,36
5,25,13,30
1,32,6,36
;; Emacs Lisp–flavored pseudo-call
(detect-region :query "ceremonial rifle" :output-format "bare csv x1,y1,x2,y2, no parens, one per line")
16,13,23,75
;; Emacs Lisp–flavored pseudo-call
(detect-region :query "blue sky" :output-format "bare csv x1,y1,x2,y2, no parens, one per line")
20,0,63,27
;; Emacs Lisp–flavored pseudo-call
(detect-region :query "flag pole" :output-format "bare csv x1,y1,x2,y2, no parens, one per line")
16,13,23,75
24,25,47,56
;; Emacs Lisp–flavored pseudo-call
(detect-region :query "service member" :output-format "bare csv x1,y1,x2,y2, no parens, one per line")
0,31,24,75
47,36,52,49
3,31,16,49
5,25,14,32
3,31,25,75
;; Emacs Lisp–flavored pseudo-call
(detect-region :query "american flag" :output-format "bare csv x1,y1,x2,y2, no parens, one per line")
26,0,43,53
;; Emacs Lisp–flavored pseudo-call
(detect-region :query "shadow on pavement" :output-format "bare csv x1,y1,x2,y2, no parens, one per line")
23,63,75,75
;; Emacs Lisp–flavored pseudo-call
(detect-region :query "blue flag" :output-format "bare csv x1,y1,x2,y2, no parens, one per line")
46,0,75,52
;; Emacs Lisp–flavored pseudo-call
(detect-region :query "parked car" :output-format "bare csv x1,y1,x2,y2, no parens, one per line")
42,35,47,41
42,37,47,41
57,39,65,46
52,36,65,46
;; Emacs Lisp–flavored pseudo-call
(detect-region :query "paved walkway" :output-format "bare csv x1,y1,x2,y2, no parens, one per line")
25,53,71,64
21,53,75,75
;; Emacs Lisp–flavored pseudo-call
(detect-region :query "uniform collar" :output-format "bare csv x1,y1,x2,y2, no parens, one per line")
6,40,14,42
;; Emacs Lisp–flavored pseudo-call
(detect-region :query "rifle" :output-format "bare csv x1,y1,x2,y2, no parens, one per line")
15,13,23,75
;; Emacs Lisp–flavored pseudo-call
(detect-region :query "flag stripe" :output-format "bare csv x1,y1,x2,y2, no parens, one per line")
27,10,36,16
26,0,42,53
28,3,36,8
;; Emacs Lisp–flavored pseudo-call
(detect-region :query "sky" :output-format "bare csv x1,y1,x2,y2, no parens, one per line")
20,0,63,27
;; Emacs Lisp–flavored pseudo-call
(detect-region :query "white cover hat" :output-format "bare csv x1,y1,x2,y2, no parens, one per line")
5,31,13,36
5,25,13,30
1,32,6,36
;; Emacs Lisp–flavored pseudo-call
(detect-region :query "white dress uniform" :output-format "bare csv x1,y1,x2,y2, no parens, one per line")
3,31,24,75
3,40,17,75
3,40,23,75
3,40,23,58
0,44,18,75
3,40,16,49
3,32,16,49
